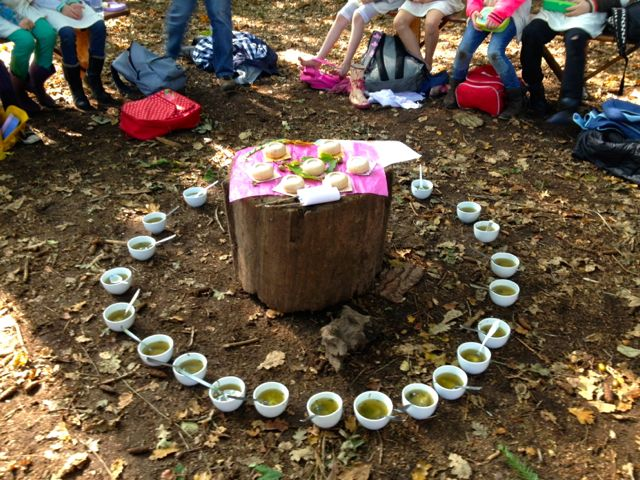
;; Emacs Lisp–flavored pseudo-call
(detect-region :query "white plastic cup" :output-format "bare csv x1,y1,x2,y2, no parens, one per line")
353,391,393,430
401,383,439,420
477,318,511,349
183,187,207,207
489,279,520,307
306,392,343,429
142,212,167,234
172,352,207,386
433,365,468,401
100,267,132,295
102,302,135,332
411,179,433,199
456,342,492,375
490,252,520,278
127,235,156,261
457,201,481,223
474,220,500,243
253,382,289,418
137,334,174,367
209,376,246,412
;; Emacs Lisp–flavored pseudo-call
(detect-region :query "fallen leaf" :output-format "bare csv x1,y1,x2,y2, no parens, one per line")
290,446,314,463
448,453,472,479
149,447,180,460
617,344,640,358
341,463,372,480
568,407,595,424
110,458,126,479
411,460,431,480
258,350,286,370
52,452,89,479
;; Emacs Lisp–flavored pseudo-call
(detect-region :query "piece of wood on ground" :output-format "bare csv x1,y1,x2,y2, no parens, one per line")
377,263,424,303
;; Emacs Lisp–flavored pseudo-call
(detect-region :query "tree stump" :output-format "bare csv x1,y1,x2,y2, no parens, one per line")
223,175,392,312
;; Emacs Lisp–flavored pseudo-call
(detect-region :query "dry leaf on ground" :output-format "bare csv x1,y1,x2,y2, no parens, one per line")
258,350,286,370
569,407,596,424
341,463,372,480
320,306,371,371
448,453,472,479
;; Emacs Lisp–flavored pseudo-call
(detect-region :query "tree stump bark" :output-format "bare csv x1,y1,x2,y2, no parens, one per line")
223,175,392,312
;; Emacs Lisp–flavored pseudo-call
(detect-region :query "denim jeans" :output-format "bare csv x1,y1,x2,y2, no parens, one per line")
59,21,106,66
166,0,234,78
452,20,520,89
521,19,589,101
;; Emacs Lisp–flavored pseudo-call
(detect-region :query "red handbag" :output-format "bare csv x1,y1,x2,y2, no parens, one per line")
120,89,201,140
455,65,505,117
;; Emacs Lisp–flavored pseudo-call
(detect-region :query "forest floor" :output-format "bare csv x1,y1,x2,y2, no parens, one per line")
0,0,639,479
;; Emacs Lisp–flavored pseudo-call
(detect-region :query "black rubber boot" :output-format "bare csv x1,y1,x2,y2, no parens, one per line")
499,88,524,120
443,78,461,109
28,63,59,109
84,56,118,106
0,62,19,109
527,82,549,118
547,97,581,125
10,73,41,114
62,65,93,111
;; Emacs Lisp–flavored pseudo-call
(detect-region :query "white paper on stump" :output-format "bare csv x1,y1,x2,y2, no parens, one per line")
298,185,341,206
316,140,422,168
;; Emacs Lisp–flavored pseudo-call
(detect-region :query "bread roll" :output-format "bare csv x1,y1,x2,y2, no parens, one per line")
347,156,370,174
318,141,342,156
301,158,325,176
282,174,305,194
251,162,274,181
324,172,349,190
264,142,287,160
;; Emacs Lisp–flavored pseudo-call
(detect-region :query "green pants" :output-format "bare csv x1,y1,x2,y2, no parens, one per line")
7,18,56,80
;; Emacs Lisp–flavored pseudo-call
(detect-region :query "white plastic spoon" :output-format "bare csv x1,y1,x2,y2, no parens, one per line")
155,234,176,246
123,328,142,343
165,206,180,217
478,319,500,355
146,359,214,388
125,288,140,315
191,181,219,197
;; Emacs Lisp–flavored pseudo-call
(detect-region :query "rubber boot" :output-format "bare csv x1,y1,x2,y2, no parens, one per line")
84,56,118,106
499,88,524,120
10,73,41,114
547,97,580,125
348,63,370,110
28,64,59,109
62,65,93,111
527,82,549,118
0,62,18,109
443,78,461,109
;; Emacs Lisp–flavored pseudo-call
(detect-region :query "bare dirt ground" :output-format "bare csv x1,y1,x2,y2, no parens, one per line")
0,1,639,479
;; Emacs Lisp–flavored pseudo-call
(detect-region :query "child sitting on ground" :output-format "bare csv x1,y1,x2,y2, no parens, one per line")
520,0,614,124
299,0,404,78
443,0,531,119
393,0,465,71
0,0,57,113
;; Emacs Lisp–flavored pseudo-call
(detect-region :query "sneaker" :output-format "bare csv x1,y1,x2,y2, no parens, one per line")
218,76,237,92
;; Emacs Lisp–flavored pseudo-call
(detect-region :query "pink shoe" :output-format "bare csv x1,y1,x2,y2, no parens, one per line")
348,63,370,110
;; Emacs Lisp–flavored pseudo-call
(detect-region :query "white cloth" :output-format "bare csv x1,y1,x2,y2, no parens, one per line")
33,0,101,30
400,0,464,18
533,10,607,38
368,89,425,108
339,0,404,23
0,0,46,36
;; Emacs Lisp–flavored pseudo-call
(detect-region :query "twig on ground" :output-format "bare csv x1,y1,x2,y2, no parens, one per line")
82,439,113,479
104,239,127,246
22,257,29,283
593,210,616,236
155,136,181,148
516,337,549,363
78,344,100,376
187,326,195,348
14,320,25,349
223,338,259,349
100,372,133,385
214,206,226,233
119,378,172,422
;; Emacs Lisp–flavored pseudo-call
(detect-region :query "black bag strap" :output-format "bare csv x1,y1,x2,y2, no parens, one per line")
110,64,140,97
393,37,405,80
374,34,390,82
609,7,630,95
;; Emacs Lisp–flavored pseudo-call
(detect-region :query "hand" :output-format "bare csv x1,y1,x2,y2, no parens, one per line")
470,11,483,30
565,0,590,16
484,16,501,29
19,18,34,30
62,3,84,20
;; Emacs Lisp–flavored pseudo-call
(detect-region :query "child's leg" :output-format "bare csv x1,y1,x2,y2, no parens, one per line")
520,19,556,88
422,9,446,70
31,18,56,69
338,3,380,77
86,20,117,105
560,28,590,103
7,29,35,80
486,22,518,89
451,23,488,82
59,26,92,110
300,9,351,67
394,10,424,63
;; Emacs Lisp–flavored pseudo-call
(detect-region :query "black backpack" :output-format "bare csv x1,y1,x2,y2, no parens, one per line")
361,31,428,93
607,1,640,94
